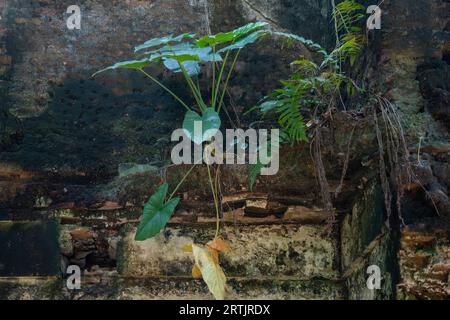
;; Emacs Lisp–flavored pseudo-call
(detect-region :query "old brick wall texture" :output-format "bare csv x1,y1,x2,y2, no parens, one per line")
0,0,449,300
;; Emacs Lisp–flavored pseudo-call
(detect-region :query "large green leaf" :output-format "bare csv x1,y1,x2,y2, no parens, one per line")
134,33,196,52
232,21,269,36
155,44,222,62
163,59,201,76
152,44,222,76
135,183,180,241
182,108,221,145
92,58,154,77
196,21,269,48
196,32,235,48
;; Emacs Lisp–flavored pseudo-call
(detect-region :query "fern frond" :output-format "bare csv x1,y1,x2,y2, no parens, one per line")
276,100,308,143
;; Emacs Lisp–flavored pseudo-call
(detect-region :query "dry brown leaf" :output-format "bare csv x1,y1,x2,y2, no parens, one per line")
192,244,226,300
206,237,231,253
207,246,220,264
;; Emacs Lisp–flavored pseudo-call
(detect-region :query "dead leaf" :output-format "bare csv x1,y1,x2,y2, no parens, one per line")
206,237,231,253
207,246,220,264
192,264,202,279
192,244,226,300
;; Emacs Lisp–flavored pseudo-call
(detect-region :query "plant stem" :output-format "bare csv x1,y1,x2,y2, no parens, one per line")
417,136,423,165
139,69,191,111
213,50,231,109
218,49,241,113
167,164,198,201
207,162,220,238
212,45,217,107
178,63,206,112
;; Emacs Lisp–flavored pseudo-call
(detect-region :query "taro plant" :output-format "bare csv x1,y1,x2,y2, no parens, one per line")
93,21,313,299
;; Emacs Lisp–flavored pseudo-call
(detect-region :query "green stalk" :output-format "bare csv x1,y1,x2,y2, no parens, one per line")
138,69,191,111
207,162,220,238
178,62,206,112
213,50,231,110
167,164,198,201
212,45,217,107
217,49,241,113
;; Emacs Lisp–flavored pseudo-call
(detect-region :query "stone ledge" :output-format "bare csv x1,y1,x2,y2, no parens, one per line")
118,224,339,280
0,276,345,300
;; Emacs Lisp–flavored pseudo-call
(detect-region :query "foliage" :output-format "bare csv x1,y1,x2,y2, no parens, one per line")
134,183,180,241
253,0,365,145
94,21,315,299
192,244,227,300
253,0,364,147
248,0,365,190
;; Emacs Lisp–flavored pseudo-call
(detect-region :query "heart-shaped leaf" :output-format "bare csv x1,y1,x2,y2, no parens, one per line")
135,183,180,241
182,108,221,145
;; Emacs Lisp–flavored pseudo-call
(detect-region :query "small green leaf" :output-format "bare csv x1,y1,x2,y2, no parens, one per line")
182,108,221,145
135,183,180,241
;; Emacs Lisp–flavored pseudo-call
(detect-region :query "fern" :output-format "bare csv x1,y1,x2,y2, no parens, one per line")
253,0,365,146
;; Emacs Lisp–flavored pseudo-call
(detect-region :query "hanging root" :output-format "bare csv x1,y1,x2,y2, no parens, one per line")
312,127,336,224
335,125,356,197
374,96,441,227
373,104,393,227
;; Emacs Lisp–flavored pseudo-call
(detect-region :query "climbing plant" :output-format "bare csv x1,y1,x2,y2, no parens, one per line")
94,21,316,300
